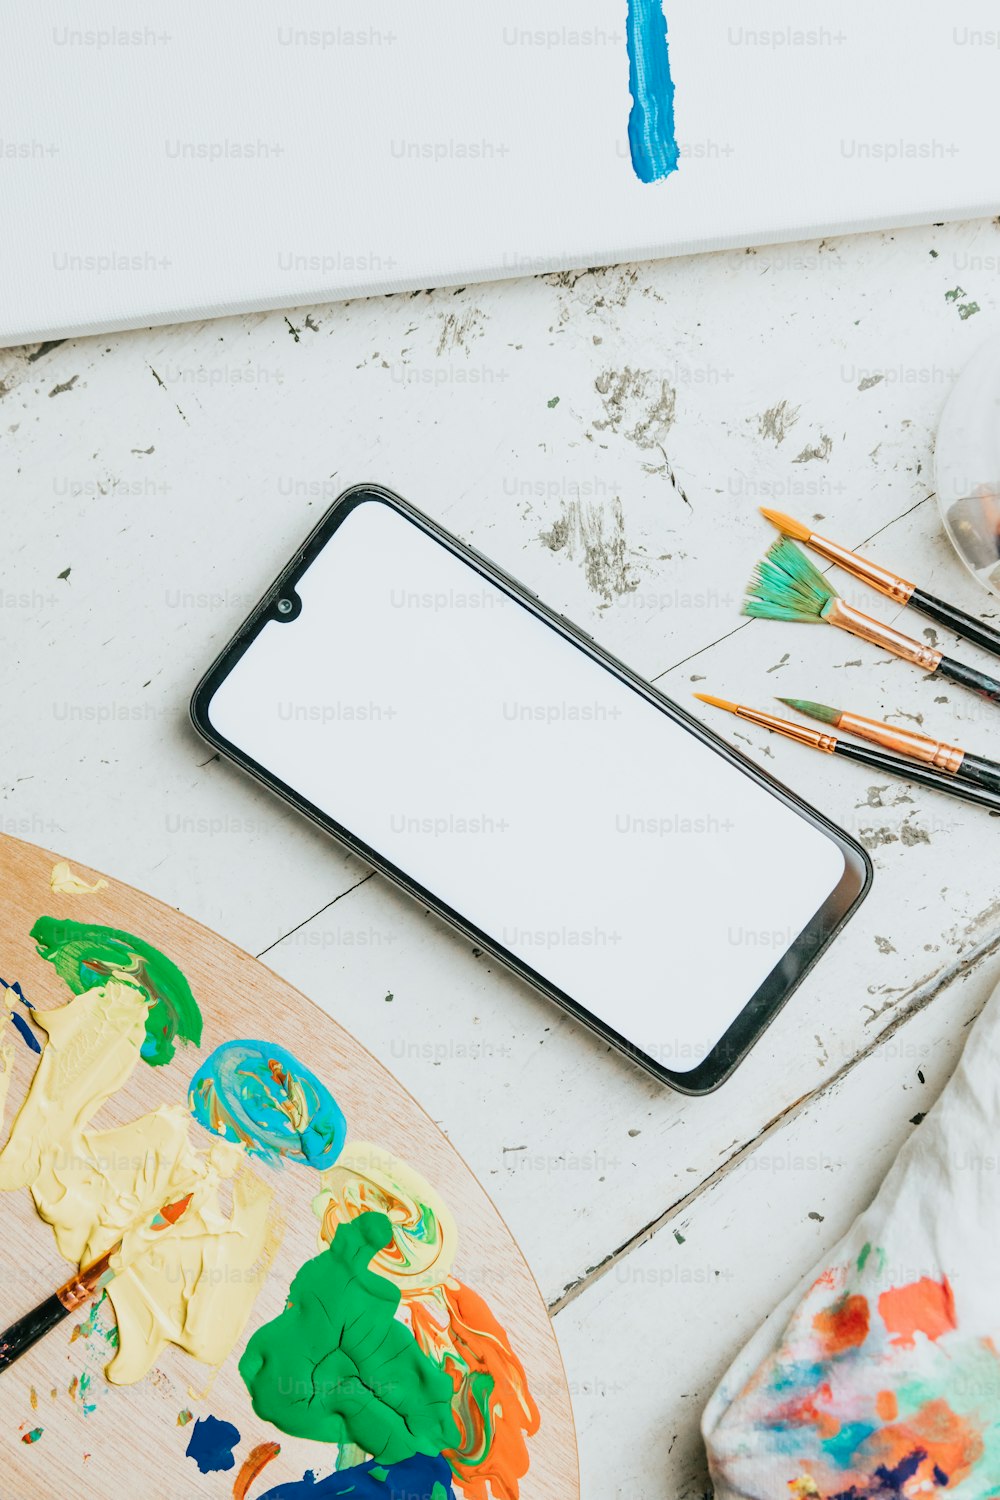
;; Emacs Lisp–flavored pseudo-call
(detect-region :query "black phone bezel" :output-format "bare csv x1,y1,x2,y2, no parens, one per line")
190,483,873,1094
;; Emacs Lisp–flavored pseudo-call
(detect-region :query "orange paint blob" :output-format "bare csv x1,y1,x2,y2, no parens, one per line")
878,1276,956,1348
407,1280,540,1500
232,1440,280,1500
868,1397,982,1489
812,1293,870,1356
875,1389,898,1422
771,1385,839,1442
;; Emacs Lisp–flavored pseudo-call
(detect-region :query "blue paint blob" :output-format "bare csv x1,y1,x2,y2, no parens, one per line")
626,0,679,183
184,1413,241,1474
8,1010,41,1054
0,976,28,1006
189,1039,346,1169
830,1449,930,1500
257,1454,456,1499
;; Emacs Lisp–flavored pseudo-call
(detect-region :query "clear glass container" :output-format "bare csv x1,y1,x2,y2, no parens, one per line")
935,335,1000,599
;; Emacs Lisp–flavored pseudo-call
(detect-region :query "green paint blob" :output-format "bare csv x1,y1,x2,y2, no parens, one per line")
239,1212,459,1464
30,916,202,1067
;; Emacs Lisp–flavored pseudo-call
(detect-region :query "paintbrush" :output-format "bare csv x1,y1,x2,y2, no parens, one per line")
694,694,1000,812
0,1193,192,1372
744,539,1000,704
777,698,1000,794
760,508,1000,660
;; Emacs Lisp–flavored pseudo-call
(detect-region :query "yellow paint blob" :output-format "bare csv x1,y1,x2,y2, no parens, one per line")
49,860,109,895
0,978,278,1383
314,1141,458,1292
0,1013,14,1129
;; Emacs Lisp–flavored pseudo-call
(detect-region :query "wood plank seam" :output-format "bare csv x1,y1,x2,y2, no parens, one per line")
549,915,1000,1315
254,871,375,959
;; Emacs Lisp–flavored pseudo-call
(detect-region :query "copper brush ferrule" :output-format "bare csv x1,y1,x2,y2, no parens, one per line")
694,694,1000,810
761,509,915,605
821,597,943,671
694,696,838,752
778,698,1000,793
0,1191,194,1373
55,1248,119,1312
743,537,1000,705
55,1189,193,1310
760,507,1000,665
830,709,963,773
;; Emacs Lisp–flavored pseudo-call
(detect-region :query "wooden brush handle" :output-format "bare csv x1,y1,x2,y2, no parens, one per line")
834,742,1000,811
933,655,1000,704
911,586,1000,662
0,1293,69,1371
958,752,1000,795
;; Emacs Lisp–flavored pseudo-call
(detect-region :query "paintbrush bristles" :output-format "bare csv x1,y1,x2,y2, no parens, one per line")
759,507,812,542
693,693,739,714
776,697,841,725
743,538,838,623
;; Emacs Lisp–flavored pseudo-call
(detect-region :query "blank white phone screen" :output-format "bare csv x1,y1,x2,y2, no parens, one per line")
207,498,846,1071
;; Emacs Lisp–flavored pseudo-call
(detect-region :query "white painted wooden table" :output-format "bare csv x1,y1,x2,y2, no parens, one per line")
4,215,1000,1499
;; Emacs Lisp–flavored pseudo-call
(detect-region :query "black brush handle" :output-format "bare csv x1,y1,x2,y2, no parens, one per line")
0,1293,69,1372
957,752,1000,794
933,654,1000,704
833,741,1000,811
911,586,1000,662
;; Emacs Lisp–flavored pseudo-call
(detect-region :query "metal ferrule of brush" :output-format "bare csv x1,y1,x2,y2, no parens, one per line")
822,598,943,670
839,712,965,774
738,706,837,751
812,535,915,605
56,1250,115,1312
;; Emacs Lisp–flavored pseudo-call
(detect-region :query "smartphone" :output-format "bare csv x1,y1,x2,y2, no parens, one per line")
191,485,871,1093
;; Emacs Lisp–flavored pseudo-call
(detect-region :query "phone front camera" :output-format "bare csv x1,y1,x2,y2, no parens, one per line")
276,598,294,616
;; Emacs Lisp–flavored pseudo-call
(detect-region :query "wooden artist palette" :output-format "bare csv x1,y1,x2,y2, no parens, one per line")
0,836,578,1499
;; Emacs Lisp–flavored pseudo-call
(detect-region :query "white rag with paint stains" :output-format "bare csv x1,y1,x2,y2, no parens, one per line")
702,972,1000,1498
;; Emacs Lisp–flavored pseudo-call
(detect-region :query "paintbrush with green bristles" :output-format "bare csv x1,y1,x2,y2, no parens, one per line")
694,695,1000,813
760,507,1000,661
744,539,1000,705
777,697,1000,794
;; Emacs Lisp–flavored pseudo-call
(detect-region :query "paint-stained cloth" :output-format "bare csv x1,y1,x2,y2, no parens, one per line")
703,974,1000,1498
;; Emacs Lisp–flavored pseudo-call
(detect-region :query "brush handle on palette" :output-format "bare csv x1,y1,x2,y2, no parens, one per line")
910,586,1000,662
933,655,1000,704
833,741,1000,811
0,1293,69,1371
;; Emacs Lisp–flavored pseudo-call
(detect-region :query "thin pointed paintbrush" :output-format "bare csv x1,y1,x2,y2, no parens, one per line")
744,539,1000,704
777,697,1000,794
694,694,1000,812
0,1193,193,1372
761,508,1000,660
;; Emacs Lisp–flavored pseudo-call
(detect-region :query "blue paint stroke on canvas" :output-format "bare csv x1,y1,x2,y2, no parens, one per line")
626,0,679,183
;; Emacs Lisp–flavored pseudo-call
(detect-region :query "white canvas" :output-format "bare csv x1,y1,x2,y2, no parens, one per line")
3,0,1000,345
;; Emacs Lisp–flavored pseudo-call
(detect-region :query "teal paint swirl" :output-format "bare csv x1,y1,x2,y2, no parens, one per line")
188,1039,346,1169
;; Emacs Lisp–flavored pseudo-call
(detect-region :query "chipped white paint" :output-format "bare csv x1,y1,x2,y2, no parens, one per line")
3,216,1000,1499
